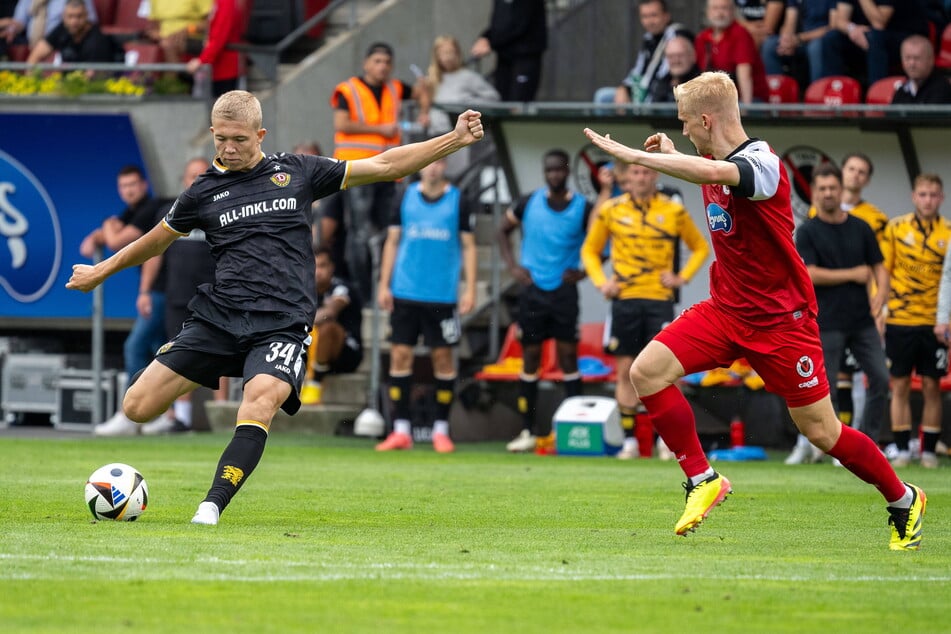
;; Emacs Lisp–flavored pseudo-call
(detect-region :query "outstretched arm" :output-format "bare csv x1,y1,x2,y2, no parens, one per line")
347,110,484,188
67,223,178,292
582,128,740,187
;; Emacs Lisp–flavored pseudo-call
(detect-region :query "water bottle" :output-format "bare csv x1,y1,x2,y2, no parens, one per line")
730,418,745,448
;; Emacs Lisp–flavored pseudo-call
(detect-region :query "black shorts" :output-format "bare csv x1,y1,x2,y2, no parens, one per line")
885,324,949,378
330,334,363,374
517,283,579,345
389,299,461,348
155,315,310,415
605,298,673,357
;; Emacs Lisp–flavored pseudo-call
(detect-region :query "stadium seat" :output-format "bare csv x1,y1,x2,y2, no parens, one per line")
804,76,862,106
102,0,153,39
766,74,799,104
938,22,951,70
865,75,905,104
474,324,558,382
92,0,117,27
6,44,29,62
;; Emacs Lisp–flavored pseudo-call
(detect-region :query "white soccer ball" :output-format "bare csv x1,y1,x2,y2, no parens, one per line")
84,463,149,521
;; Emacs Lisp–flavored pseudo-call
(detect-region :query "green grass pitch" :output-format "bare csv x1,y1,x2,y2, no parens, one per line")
0,432,948,633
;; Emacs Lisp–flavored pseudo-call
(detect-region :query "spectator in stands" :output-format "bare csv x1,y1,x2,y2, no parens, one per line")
419,35,500,134
146,0,211,65
882,173,950,468
300,247,364,406
581,163,709,459
470,0,547,102
141,157,222,435
891,34,951,104
184,0,246,97
734,0,785,47
375,158,477,453
613,0,692,105
820,0,929,85
497,149,592,454
326,42,427,302
786,164,890,464
0,0,17,59
80,165,166,437
646,34,701,103
25,0,117,66
761,0,836,86
1,0,97,48
695,0,770,103
417,34,499,178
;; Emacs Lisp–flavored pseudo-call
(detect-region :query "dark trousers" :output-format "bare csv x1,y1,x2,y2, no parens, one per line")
820,325,890,443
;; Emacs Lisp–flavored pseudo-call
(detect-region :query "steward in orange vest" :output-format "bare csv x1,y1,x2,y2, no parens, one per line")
331,42,414,160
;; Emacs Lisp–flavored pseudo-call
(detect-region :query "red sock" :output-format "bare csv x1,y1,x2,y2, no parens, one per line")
640,385,709,478
827,424,906,502
634,412,654,458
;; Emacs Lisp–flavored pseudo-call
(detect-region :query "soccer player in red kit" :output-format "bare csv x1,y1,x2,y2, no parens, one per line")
583,71,925,550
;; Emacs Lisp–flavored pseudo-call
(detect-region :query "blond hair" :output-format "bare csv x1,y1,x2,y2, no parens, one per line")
211,90,263,130
426,35,463,90
674,71,739,120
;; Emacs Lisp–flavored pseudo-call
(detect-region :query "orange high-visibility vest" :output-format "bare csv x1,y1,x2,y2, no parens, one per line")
331,77,403,160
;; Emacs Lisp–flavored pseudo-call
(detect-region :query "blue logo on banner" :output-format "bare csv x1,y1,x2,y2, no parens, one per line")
0,150,61,303
706,203,733,234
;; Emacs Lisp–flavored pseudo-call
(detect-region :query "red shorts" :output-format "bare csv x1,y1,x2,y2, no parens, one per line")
655,299,829,408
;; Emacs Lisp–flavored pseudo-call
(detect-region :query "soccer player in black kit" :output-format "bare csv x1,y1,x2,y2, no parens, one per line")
67,90,485,525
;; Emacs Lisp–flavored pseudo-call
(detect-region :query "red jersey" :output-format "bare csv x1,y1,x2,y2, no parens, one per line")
198,0,246,82
702,139,817,329
695,21,769,102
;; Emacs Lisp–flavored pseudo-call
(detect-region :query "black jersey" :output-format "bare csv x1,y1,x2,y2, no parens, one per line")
163,152,348,328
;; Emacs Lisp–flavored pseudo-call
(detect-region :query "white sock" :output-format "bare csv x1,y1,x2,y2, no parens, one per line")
394,419,411,436
173,400,192,426
689,468,716,487
623,437,637,451
433,420,449,436
887,485,913,509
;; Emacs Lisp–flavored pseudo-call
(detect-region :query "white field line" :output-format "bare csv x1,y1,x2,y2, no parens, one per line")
0,552,949,583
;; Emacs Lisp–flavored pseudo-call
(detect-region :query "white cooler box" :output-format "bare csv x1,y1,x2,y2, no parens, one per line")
553,396,623,456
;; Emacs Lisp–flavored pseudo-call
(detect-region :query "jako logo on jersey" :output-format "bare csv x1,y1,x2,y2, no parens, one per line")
213,190,230,201
0,149,61,303
706,203,733,233
796,355,814,378
270,173,291,187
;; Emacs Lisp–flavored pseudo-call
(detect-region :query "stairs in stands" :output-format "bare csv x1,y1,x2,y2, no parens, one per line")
245,0,384,89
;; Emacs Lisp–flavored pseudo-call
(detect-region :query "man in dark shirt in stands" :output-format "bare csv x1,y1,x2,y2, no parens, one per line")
67,90,484,525
470,0,547,102
25,0,114,65
892,34,951,104
820,0,928,85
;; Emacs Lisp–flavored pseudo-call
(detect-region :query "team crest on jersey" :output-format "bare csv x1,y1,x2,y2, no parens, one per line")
270,172,291,187
157,341,174,354
796,355,814,378
706,203,733,233
780,145,834,221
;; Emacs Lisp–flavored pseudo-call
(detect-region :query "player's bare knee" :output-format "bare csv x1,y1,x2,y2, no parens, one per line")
122,389,154,423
